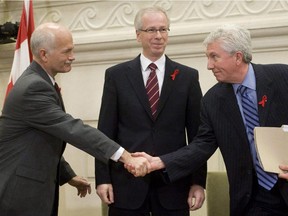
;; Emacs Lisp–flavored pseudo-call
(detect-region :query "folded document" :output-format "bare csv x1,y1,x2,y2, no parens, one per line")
254,125,288,173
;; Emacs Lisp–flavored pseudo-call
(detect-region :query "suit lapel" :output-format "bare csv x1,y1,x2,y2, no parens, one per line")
156,56,176,119
30,61,67,151
125,56,182,121
125,56,154,120
219,83,248,140
254,64,273,126
31,61,65,111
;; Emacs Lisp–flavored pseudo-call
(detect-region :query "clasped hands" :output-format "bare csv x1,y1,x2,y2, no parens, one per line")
123,152,164,177
124,154,288,179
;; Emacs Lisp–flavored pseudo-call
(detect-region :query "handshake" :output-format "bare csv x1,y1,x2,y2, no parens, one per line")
120,151,165,177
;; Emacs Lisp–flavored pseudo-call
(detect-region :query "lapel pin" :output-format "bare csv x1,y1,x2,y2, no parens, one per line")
258,95,267,107
171,69,179,81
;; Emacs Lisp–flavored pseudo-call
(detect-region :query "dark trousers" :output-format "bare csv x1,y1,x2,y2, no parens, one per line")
108,183,189,216
244,179,288,216
109,207,188,216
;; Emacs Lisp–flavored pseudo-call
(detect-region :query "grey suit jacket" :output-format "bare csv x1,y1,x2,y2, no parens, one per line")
160,63,288,216
0,61,120,216
95,55,207,210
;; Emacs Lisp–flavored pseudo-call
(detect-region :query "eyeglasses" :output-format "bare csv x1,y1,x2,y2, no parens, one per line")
138,28,170,34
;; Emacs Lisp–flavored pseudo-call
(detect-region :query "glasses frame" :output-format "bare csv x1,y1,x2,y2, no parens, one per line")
138,27,170,34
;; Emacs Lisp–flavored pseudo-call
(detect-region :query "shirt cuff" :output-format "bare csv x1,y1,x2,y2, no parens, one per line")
110,147,125,162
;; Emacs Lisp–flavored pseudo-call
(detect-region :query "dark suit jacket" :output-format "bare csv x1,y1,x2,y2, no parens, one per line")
160,63,288,216
0,61,121,216
95,55,207,210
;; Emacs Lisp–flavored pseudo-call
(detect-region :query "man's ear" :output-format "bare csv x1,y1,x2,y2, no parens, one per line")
136,30,142,43
235,51,244,65
39,49,48,62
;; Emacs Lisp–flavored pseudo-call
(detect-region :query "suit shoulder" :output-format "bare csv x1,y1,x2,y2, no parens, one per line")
171,60,198,73
204,82,228,98
169,61,199,82
14,71,52,96
106,59,137,73
253,63,288,73
253,63,288,83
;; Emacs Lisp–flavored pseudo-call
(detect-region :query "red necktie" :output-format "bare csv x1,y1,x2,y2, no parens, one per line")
146,63,159,119
54,82,65,111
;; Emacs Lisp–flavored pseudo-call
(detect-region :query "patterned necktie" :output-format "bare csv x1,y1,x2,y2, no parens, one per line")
238,85,277,190
146,63,159,119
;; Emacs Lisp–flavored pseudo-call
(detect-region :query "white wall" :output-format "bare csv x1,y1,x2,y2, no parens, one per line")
1,1,288,215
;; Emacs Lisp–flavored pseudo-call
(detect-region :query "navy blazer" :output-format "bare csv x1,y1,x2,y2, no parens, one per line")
0,61,121,216
161,63,288,216
95,55,207,210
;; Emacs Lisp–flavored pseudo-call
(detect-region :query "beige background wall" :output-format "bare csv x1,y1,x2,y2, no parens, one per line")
0,1,288,215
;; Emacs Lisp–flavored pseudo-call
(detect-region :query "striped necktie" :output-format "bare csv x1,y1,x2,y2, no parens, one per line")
238,85,277,190
146,63,159,119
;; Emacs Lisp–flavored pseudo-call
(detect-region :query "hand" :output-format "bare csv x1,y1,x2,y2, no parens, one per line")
129,152,165,173
278,165,288,180
187,184,205,211
96,184,114,204
119,150,150,177
68,176,91,198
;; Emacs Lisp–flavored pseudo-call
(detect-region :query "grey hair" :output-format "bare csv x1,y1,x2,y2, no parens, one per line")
203,24,252,63
134,6,170,30
30,23,58,59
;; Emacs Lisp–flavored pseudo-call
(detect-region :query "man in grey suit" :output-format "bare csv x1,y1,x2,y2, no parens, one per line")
0,22,149,216
131,24,288,216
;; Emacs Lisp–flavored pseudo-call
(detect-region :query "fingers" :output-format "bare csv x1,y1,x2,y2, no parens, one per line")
77,184,91,197
108,186,114,203
187,185,205,211
121,151,152,177
279,165,288,180
131,152,150,159
130,157,151,177
124,153,165,177
188,197,196,210
88,184,92,194
96,184,114,204
189,196,205,210
68,176,92,198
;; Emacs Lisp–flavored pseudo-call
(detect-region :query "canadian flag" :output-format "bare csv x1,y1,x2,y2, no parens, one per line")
5,0,34,98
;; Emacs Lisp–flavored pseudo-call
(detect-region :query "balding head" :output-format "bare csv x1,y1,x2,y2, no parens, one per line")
30,22,75,77
30,23,71,60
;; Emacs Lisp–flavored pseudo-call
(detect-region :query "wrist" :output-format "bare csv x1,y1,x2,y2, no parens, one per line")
119,150,131,164
152,157,165,171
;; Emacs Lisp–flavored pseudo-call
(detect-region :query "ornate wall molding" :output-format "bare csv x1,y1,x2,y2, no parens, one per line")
1,0,288,72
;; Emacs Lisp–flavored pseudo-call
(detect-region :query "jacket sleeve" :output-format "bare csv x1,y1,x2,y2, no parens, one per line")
59,156,76,186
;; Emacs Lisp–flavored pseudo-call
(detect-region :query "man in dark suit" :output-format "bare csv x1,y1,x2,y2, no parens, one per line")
0,22,149,216
95,6,207,216
132,24,288,216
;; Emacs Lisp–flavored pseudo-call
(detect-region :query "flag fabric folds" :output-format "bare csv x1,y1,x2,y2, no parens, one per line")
5,0,34,98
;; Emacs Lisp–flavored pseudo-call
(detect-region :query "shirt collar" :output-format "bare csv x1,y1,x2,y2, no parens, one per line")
140,54,166,72
48,74,55,85
233,63,255,93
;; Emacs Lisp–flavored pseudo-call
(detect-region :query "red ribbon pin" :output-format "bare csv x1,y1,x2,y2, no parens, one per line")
171,69,179,80
258,95,267,107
